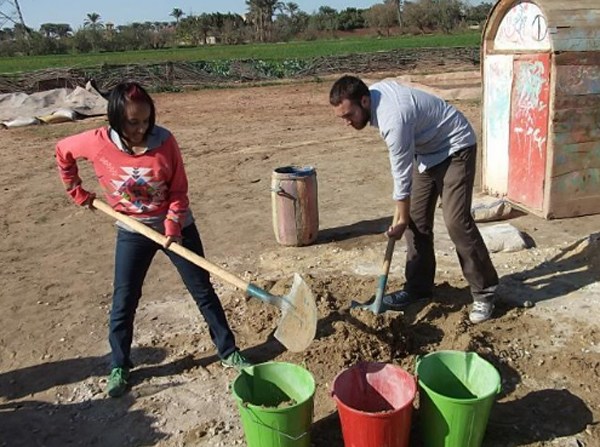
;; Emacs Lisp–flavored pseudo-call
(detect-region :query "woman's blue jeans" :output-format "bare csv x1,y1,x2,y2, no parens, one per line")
109,224,237,368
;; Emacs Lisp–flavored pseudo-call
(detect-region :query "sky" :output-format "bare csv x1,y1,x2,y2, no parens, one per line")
16,0,387,29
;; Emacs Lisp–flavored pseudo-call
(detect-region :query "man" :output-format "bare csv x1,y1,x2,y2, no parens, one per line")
329,75,498,323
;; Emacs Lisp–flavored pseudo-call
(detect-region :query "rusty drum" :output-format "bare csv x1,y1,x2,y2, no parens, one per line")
271,166,319,247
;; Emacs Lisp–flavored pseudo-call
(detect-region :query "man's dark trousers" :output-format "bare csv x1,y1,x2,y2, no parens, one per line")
404,145,498,303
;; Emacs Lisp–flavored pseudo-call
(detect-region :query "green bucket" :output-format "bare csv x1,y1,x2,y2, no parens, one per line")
416,351,501,447
232,362,315,447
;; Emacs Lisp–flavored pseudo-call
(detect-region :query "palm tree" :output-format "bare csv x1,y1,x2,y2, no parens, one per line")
170,8,185,23
197,14,213,45
318,6,338,37
284,2,299,16
245,0,261,41
83,12,104,30
392,0,403,30
83,13,104,52
245,0,278,42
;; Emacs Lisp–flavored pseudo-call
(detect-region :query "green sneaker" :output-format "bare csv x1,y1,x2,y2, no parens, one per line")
107,367,130,398
221,351,252,371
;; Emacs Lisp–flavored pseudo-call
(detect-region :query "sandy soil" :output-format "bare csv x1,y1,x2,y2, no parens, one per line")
1,66,599,447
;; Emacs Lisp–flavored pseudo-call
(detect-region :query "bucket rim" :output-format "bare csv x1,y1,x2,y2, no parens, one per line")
331,362,417,418
232,361,316,413
416,350,501,403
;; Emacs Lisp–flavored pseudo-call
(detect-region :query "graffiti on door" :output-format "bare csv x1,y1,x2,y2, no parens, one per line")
508,54,550,210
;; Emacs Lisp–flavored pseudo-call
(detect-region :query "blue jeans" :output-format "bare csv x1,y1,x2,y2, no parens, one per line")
109,224,237,368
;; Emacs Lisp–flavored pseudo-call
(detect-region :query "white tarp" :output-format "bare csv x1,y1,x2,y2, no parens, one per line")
0,81,107,128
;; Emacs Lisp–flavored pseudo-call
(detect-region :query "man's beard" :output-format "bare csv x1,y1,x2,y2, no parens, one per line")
355,104,371,129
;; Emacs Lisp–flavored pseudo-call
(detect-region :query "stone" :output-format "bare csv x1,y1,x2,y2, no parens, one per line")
480,223,530,253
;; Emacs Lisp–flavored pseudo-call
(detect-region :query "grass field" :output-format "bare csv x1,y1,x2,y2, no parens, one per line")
0,32,480,74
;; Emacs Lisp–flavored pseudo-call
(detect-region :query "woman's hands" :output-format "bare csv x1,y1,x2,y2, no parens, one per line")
81,192,96,210
164,236,182,248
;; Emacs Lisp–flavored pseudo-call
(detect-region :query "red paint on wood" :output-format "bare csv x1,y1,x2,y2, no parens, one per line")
508,54,550,211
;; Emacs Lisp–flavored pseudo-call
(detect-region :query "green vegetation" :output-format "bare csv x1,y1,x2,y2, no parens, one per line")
0,32,480,74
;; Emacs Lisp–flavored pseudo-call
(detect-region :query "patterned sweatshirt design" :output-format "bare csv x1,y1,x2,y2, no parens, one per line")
56,125,190,237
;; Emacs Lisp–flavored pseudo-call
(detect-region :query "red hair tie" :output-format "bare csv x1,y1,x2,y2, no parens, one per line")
126,84,145,101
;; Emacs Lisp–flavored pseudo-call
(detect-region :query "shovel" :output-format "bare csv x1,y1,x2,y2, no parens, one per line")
351,207,400,314
92,199,317,352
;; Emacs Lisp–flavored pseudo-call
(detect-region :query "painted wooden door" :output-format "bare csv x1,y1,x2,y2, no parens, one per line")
508,53,550,210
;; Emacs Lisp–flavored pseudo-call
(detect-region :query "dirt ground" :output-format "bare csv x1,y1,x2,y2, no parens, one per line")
1,64,599,447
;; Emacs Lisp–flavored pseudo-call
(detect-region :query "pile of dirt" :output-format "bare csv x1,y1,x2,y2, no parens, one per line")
245,274,410,366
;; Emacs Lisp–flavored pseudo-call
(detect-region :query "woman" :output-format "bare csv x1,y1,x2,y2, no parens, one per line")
56,82,250,397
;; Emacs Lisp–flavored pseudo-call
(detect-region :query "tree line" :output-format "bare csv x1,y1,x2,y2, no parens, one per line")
0,0,492,57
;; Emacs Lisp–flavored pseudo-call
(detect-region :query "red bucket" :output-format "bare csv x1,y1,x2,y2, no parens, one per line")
331,362,417,447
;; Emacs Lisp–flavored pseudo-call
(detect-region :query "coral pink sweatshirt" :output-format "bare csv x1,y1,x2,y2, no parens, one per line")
56,126,189,237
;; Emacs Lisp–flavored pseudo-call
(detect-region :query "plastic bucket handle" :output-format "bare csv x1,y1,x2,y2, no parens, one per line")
246,407,311,441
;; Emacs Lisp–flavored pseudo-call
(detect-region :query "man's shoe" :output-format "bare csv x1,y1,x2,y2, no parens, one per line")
469,301,494,324
383,290,429,310
107,367,130,398
221,351,252,371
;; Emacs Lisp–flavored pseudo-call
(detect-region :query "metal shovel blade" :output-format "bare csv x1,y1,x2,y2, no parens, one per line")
351,299,385,314
273,273,318,352
350,282,388,314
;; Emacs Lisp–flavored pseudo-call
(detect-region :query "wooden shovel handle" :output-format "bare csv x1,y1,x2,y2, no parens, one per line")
92,199,250,292
370,206,402,313
382,206,401,274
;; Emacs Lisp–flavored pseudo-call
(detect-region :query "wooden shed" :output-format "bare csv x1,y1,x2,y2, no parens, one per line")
482,0,600,218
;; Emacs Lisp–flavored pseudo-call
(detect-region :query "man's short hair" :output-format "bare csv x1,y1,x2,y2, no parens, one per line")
329,75,370,106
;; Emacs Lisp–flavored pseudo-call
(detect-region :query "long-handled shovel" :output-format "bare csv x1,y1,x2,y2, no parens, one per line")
351,207,400,314
93,199,318,352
